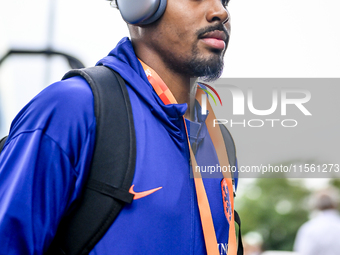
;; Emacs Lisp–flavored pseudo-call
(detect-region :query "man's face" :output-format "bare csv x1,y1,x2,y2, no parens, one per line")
140,0,230,81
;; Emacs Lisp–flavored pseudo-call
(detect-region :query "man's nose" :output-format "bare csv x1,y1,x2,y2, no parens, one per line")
206,0,230,24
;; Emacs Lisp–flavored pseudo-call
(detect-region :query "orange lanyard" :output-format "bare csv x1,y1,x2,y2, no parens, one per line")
139,60,236,255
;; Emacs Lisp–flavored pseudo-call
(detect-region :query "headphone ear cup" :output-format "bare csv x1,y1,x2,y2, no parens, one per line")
138,0,167,25
117,0,167,25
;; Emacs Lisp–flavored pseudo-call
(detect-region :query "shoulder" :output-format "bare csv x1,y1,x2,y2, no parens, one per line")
8,75,96,165
297,214,332,236
32,75,94,119
11,75,94,129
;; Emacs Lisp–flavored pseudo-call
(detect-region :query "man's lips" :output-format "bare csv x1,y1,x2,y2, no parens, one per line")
200,30,227,50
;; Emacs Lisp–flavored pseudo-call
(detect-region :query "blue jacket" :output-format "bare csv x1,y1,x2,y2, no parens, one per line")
0,37,234,255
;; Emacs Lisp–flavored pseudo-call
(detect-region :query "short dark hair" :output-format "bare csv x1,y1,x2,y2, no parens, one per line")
312,188,339,211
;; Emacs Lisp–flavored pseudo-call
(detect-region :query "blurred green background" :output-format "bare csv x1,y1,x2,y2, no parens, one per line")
235,171,340,253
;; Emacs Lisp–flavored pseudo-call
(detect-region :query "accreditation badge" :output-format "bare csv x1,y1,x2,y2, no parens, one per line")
221,178,232,223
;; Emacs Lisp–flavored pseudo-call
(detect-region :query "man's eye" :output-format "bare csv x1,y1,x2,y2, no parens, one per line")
221,0,230,7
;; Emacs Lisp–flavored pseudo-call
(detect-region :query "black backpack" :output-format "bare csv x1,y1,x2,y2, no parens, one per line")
0,66,243,255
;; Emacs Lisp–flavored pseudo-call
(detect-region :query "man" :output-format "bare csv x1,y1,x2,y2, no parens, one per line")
0,0,237,254
294,188,340,255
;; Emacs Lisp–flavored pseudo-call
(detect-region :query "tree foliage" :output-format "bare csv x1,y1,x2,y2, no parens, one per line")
235,177,310,251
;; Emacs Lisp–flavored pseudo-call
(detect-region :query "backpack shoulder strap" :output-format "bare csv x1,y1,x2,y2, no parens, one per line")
48,66,136,255
219,124,244,255
219,124,238,193
0,136,8,153
219,124,236,169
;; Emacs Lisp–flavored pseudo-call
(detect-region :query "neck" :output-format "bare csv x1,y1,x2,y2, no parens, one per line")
132,39,197,120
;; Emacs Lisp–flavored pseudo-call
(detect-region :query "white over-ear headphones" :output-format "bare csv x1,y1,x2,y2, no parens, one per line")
117,0,167,25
